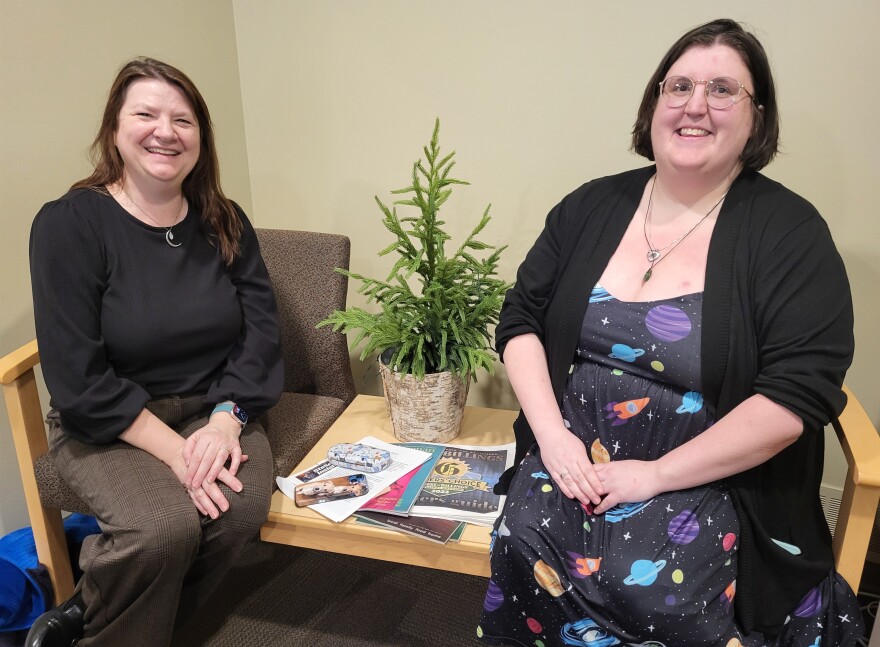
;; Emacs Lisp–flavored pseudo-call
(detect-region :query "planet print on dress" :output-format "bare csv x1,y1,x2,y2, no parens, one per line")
722,532,737,551
559,617,620,646
590,438,611,463
650,360,665,372
624,559,667,586
645,305,692,342
675,391,703,414
792,584,823,617
483,580,504,612
541,484,553,493
604,398,650,425
527,617,542,634
497,518,511,537
633,642,669,647
605,499,652,523
667,510,700,544
566,552,602,578
671,568,684,584
531,471,550,480
608,344,645,363
589,285,614,303
534,559,565,597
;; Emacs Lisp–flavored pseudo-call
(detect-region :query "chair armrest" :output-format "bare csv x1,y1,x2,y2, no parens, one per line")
0,339,39,384
834,385,880,488
831,385,880,592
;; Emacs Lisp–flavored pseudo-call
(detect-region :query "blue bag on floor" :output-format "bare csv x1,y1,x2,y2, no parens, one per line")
0,514,99,632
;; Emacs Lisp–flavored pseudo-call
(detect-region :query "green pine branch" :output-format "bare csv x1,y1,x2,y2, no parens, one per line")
318,118,512,380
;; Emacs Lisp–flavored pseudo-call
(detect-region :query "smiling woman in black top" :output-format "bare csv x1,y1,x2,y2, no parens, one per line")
28,57,282,647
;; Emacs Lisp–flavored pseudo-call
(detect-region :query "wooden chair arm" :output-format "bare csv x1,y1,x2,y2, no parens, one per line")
831,384,880,592
0,339,39,384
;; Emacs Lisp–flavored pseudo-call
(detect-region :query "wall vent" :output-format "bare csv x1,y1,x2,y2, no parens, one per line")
819,485,880,564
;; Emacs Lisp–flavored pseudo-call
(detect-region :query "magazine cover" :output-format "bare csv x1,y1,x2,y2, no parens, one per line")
410,443,515,526
358,442,445,516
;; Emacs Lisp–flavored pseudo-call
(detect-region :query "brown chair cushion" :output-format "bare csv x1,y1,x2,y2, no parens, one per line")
261,392,349,479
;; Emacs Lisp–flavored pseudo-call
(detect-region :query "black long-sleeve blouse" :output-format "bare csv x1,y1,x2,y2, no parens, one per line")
30,188,283,444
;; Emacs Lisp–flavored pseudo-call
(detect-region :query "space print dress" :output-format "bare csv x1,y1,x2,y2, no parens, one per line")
477,285,863,647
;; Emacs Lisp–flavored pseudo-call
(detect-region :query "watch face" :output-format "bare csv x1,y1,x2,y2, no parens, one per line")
231,404,248,425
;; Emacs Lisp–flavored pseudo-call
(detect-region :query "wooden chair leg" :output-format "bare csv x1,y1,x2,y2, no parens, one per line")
4,368,75,605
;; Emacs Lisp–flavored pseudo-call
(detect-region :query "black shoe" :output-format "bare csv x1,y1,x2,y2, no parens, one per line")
25,590,85,647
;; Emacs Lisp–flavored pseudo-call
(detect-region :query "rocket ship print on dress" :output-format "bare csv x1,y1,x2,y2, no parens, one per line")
604,398,650,426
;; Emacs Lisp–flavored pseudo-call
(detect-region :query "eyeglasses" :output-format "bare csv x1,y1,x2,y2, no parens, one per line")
659,76,757,110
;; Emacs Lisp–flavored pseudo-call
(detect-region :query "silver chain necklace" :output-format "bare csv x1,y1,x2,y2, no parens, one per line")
121,186,186,248
641,176,728,283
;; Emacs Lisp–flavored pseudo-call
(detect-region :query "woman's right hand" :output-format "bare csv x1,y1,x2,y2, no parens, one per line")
536,424,605,507
168,446,243,519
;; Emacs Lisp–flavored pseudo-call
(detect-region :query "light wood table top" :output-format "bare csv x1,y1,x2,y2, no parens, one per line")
260,394,517,577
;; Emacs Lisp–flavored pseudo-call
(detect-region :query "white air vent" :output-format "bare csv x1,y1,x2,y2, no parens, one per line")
820,485,880,564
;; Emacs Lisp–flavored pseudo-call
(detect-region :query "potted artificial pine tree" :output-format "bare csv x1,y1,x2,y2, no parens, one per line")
319,119,511,442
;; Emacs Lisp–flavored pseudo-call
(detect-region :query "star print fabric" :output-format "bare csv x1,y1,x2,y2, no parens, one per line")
477,287,863,646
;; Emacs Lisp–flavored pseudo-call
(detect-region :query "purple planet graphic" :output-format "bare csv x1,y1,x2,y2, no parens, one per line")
667,510,700,544
624,559,667,586
792,584,823,617
483,579,504,612
645,305,692,342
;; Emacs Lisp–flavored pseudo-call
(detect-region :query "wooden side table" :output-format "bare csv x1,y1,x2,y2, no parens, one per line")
260,394,517,577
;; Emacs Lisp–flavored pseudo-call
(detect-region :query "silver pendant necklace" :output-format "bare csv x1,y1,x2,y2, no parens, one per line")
641,177,728,283
121,186,186,248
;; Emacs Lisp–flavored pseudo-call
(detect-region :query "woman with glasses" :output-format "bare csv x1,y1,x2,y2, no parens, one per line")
478,19,861,647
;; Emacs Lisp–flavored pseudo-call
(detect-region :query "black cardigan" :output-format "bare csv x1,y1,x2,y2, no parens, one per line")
495,166,854,634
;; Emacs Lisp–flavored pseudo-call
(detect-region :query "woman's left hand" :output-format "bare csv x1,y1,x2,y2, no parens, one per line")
184,414,246,491
591,460,662,515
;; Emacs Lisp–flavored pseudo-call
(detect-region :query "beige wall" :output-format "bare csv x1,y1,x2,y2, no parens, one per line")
233,1,879,483
0,0,250,534
2,1,877,533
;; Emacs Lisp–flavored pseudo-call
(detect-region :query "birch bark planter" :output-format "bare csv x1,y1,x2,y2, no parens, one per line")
379,363,470,443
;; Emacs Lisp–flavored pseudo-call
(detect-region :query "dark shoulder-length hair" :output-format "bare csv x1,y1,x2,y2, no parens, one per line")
72,57,242,265
631,18,779,171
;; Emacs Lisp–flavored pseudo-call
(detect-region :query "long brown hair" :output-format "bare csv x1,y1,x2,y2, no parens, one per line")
631,19,779,171
72,57,242,265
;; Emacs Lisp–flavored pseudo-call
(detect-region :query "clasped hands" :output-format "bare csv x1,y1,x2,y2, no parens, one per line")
171,414,247,519
540,428,660,515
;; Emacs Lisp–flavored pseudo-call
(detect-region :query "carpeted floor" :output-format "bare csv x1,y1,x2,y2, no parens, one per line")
172,538,488,646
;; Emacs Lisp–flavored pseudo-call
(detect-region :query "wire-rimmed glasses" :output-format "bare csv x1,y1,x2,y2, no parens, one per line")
659,76,757,109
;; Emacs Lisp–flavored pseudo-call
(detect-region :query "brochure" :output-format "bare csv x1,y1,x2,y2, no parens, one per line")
357,442,445,516
354,511,465,544
409,442,515,527
276,436,433,523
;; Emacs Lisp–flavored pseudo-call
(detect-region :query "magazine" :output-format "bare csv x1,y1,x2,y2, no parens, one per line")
354,511,465,544
409,442,515,527
275,436,433,522
357,442,445,516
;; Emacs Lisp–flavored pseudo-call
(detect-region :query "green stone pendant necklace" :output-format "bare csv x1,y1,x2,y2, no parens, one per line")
642,177,728,283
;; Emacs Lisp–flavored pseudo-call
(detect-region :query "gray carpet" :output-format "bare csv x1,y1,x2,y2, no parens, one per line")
172,538,488,646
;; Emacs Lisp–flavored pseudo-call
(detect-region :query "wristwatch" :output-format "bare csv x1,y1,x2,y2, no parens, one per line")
212,402,248,429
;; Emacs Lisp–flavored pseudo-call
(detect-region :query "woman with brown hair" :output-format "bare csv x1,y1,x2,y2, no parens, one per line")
478,19,863,647
27,57,283,646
